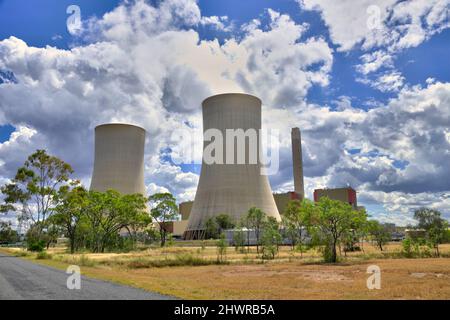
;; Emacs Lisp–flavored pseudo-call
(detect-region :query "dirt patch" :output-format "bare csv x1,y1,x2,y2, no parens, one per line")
295,270,351,282
221,265,351,282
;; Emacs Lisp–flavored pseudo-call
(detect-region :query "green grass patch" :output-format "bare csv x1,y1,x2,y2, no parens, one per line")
109,253,228,269
36,251,52,260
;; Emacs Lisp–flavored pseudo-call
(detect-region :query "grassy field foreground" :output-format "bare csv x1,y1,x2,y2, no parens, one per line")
1,243,449,299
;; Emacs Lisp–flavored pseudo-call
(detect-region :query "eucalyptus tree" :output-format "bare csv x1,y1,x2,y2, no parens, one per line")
149,192,178,247
310,197,368,263
414,208,449,257
0,149,74,239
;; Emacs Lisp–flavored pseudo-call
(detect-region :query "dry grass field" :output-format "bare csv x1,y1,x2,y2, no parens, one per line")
1,243,449,299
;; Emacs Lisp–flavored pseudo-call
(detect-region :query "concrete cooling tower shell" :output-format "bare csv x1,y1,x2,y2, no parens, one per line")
184,93,281,240
90,123,146,195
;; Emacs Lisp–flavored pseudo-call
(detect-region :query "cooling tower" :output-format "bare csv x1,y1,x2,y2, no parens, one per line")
184,93,281,240
90,123,146,195
291,127,305,199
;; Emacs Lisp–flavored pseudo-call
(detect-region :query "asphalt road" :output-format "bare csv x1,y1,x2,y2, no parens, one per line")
0,252,174,300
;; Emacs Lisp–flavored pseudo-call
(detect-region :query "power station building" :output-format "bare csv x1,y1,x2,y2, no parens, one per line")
85,98,366,240
90,123,146,196
178,191,300,230
313,187,358,210
184,93,281,240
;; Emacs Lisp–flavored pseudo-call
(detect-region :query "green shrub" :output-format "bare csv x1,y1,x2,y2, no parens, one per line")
401,238,435,258
27,240,45,252
233,230,246,253
36,251,52,260
321,243,337,263
402,238,413,257
167,234,174,247
216,233,228,263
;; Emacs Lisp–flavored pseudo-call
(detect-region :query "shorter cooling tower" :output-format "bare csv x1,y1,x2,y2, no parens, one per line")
184,93,281,240
90,123,146,195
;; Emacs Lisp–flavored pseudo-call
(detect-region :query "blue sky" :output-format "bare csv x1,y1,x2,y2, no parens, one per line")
0,0,448,105
1,0,448,143
0,0,449,226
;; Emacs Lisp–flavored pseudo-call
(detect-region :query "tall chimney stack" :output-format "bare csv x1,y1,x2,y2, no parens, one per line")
291,127,305,199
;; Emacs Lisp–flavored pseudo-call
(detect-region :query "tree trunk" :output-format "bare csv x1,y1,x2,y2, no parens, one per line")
70,237,75,254
332,240,337,263
256,230,260,254
160,229,166,247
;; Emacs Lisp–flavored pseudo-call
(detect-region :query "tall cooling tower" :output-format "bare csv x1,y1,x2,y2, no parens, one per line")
291,127,305,199
184,93,281,240
90,123,146,195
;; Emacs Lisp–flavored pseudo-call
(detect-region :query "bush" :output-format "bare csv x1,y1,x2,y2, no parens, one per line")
233,230,246,253
36,251,52,260
261,243,277,260
261,218,281,260
321,243,336,263
216,233,228,263
27,240,45,252
167,234,175,247
401,238,413,257
401,238,434,258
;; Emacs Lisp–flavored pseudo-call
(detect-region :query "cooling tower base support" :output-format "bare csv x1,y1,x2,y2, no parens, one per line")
183,230,206,240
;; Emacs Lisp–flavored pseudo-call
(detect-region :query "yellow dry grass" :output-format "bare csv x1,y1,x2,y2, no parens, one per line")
1,243,449,300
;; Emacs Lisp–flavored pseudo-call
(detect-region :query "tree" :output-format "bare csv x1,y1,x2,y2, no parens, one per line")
367,220,391,251
341,207,367,254
414,208,449,257
0,221,18,244
25,224,46,252
282,199,314,255
246,207,267,253
149,193,178,247
310,197,367,263
215,214,235,232
83,190,148,252
216,233,228,263
205,214,235,239
205,217,220,239
43,223,61,249
83,191,106,252
51,185,89,254
122,194,152,248
0,150,73,239
101,191,148,252
233,228,246,253
261,217,282,260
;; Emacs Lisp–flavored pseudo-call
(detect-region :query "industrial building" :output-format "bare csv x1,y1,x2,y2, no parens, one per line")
90,123,146,196
183,93,281,240
313,187,360,210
